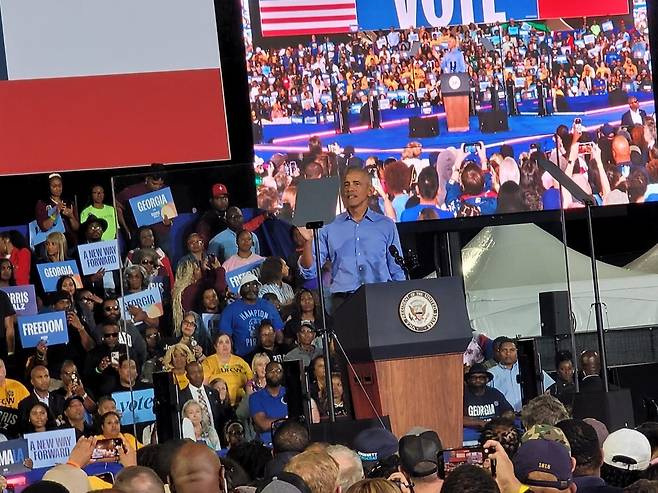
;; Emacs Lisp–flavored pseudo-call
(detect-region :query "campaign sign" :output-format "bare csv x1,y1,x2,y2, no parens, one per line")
36,260,82,293
202,313,221,334
0,285,37,316
113,388,155,425
77,240,121,275
18,311,69,348
128,187,178,227
356,0,538,31
0,439,29,475
0,407,19,436
119,287,164,321
25,428,76,469
225,259,265,294
28,213,65,248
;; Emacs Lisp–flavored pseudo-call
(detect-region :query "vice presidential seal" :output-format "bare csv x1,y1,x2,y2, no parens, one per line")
399,290,439,333
448,75,461,90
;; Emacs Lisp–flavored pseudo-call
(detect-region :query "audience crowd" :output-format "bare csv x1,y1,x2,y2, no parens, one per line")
246,17,652,121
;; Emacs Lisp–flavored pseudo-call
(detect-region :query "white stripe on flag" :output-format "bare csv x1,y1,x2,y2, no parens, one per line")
0,0,221,80
262,20,356,31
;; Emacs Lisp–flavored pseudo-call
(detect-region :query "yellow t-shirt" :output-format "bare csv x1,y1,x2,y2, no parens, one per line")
0,379,30,409
173,372,189,390
202,354,253,406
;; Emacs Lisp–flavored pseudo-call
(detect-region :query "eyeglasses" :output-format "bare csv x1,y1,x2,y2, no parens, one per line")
266,367,283,374
89,224,103,231
103,332,119,339
104,305,120,311
81,297,94,303
141,259,155,265
182,320,196,327
146,333,159,339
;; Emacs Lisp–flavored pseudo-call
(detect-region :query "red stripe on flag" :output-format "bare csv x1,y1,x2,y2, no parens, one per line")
0,69,229,175
263,26,352,36
537,0,629,19
260,3,355,12
261,15,356,24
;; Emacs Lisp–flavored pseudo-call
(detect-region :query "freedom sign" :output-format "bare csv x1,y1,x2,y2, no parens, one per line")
113,388,156,425
225,259,265,294
18,311,69,348
77,240,121,275
128,187,178,227
36,260,82,293
0,439,29,475
0,285,37,316
119,286,164,321
25,428,77,469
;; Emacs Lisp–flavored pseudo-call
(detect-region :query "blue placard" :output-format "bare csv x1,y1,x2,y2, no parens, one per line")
202,313,221,334
507,26,519,36
112,388,155,425
77,240,121,276
0,439,29,475
119,287,164,321
602,20,614,32
128,187,178,227
0,285,37,316
355,0,538,31
28,214,65,248
25,428,77,469
18,311,69,348
225,259,265,294
36,260,82,293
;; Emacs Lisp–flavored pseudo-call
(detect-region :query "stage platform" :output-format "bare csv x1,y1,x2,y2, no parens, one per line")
255,100,655,160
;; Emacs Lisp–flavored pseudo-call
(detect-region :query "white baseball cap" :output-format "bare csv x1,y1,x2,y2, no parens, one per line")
603,428,651,471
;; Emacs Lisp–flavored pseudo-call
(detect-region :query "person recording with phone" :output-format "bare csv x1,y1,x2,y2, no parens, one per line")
298,166,406,312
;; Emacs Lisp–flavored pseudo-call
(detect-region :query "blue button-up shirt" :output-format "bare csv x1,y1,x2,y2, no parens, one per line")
299,209,406,294
441,48,467,74
488,362,555,412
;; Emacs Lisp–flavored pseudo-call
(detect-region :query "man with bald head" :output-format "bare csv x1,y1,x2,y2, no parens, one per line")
611,135,632,176
579,350,617,392
169,442,223,493
114,466,164,493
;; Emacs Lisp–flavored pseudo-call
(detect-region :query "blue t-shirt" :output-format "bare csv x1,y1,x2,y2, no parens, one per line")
249,386,288,446
219,299,284,356
400,204,454,221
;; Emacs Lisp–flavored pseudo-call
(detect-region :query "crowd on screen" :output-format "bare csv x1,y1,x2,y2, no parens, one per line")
246,15,652,122
254,102,657,221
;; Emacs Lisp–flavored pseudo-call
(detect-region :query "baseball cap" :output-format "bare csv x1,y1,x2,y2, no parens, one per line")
353,427,398,463
601,123,616,138
64,395,84,410
212,183,229,197
464,363,493,382
257,472,311,493
602,428,651,471
513,439,573,490
239,273,261,291
521,424,571,453
398,430,442,477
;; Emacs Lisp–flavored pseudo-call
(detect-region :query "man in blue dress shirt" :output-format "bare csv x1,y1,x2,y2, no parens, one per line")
298,165,406,311
440,35,466,74
488,337,554,412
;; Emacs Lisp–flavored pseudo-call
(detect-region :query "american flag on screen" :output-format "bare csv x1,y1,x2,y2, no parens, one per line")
259,0,358,37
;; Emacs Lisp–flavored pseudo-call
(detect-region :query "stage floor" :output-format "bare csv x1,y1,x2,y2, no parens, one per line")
254,100,655,160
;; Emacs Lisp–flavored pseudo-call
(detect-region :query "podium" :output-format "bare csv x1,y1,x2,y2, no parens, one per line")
334,277,472,447
441,73,470,132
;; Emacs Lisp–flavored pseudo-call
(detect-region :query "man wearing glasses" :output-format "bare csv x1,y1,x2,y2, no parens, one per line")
84,321,126,396
621,96,647,127
91,297,146,365
249,361,288,447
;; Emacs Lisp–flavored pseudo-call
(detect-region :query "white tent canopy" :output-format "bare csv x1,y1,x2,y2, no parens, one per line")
462,224,658,338
625,243,658,274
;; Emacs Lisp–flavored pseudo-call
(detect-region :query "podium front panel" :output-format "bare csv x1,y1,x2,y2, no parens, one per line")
334,277,472,362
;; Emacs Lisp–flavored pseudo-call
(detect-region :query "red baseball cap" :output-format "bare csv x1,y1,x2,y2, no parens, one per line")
212,183,229,197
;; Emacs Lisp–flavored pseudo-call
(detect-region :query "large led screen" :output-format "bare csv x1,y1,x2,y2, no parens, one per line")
245,0,656,222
